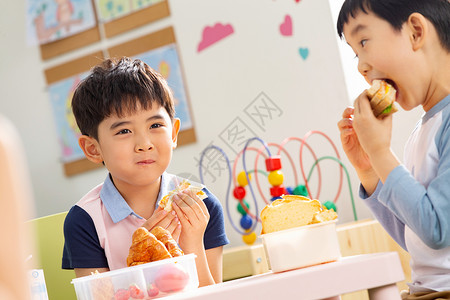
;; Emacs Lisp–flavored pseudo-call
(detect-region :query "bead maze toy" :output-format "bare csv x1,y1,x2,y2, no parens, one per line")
198,131,357,246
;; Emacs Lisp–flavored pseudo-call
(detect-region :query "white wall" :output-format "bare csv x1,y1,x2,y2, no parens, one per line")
0,0,421,247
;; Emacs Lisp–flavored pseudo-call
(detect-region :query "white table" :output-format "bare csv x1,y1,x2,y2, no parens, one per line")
167,252,404,300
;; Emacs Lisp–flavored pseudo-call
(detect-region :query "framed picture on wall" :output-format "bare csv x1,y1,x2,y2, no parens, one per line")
27,0,97,45
44,52,106,176
97,0,170,38
27,0,101,60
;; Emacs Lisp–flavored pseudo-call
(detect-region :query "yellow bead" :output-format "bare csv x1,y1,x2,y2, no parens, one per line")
268,170,284,186
242,231,257,245
237,171,251,187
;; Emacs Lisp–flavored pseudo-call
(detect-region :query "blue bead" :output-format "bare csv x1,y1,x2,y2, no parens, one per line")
285,186,294,195
270,196,282,202
240,215,253,230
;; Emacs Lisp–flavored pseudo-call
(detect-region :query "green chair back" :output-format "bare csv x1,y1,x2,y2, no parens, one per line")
29,211,77,300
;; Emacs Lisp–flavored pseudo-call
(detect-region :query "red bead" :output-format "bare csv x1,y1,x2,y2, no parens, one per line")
233,186,246,200
270,185,286,197
265,156,282,171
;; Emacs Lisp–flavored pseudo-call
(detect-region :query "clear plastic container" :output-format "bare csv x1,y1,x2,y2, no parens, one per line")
71,254,198,299
260,220,341,272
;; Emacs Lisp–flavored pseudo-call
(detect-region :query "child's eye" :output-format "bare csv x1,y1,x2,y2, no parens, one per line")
116,129,131,135
150,123,163,129
360,39,367,47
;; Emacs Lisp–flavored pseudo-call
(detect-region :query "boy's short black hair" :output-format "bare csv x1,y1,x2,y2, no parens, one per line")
337,0,450,52
72,57,175,140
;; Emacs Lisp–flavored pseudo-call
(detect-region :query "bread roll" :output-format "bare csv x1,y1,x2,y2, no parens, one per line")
260,195,337,234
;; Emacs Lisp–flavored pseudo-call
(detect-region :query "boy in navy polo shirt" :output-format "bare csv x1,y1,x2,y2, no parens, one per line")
62,57,229,287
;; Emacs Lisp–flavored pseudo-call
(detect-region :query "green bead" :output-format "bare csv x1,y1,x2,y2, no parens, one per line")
293,185,308,196
323,200,337,212
237,200,250,215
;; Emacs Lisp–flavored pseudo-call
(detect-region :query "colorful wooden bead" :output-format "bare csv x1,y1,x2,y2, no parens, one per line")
268,170,284,186
322,200,337,212
270,185,286,197
293,184,308,197
285,186,294,195
237,171,251,187
233,186,246,200
237,200,250,215
242,230,257,245
271,196,282,202
240,215,253,230
265,156,282,171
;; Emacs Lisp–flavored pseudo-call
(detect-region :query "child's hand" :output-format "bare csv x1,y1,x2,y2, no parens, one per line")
171,189,210,253
352,91,393,158
142,207,182,241
337,105,373,173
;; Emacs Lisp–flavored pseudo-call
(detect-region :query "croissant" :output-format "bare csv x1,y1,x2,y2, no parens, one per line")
126,227,172,267
151,226,184,257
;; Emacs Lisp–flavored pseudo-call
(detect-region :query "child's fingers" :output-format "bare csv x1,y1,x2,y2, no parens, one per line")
337,118,353,131
184,189,209,216
171,201,190,226
342,106,354,118
173,194,199,223
174,193,203,222
142,209,169,230
156,211,177,229
165,214,180,235
171,223,182,242
354,92,374,118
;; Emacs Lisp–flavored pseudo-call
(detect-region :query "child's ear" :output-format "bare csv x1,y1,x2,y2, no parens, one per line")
172,118,181,149
407,13,428,51
78,135,103,164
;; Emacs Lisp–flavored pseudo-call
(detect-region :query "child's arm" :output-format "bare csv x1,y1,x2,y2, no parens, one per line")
75,267,109,278
171,190,218,286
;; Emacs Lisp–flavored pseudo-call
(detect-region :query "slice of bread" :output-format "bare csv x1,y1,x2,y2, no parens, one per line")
260,195,337,234
367,80,397,118
159,180,207,212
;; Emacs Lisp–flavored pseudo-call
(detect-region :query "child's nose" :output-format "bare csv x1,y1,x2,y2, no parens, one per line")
357,59,371,77
135,135,153,152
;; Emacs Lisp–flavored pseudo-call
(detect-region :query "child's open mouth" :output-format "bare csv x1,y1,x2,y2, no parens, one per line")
384,79,399,100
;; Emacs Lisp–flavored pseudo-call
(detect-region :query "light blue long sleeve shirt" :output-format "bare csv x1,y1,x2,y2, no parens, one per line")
359,95,450,293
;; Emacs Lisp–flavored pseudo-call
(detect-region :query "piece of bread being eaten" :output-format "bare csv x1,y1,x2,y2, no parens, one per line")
366,80,398,119
260,195,337,234
159,180,207,212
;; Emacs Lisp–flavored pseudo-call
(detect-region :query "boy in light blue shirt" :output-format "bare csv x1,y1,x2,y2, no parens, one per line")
336,0,450,298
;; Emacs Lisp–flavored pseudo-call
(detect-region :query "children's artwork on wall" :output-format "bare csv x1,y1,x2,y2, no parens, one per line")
27,0,97,45
100,0,170,38
96,0,163,22
44,52,105,176
48,74,87,163
138,44,192,132
108,26,196,146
